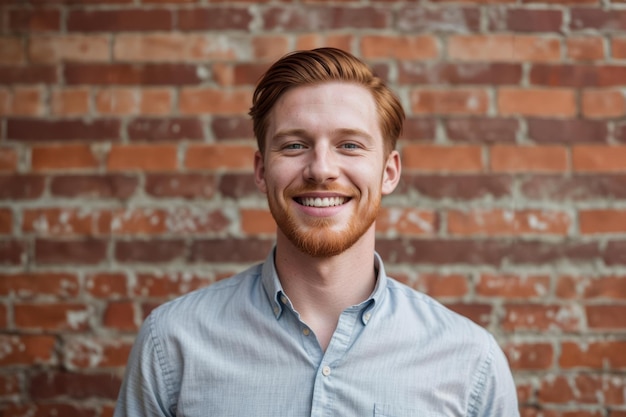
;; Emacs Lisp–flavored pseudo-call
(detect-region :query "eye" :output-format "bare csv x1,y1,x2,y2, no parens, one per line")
284,143,305,150
340,142,360,150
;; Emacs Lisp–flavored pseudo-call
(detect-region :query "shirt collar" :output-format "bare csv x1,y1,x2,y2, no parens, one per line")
261,247,389,321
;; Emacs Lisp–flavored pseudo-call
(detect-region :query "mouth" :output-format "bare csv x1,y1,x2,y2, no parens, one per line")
294,196,350,207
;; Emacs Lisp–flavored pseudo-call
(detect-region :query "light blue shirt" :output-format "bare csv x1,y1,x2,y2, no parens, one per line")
114,250,519,417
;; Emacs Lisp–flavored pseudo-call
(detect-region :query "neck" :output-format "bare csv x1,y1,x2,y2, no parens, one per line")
274,227,377,350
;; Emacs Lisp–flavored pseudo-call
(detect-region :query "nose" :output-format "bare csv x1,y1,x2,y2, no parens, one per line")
305,144,339,184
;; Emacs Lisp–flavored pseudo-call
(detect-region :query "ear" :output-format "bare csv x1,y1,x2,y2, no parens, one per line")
254,151,267,193
381,150,401,195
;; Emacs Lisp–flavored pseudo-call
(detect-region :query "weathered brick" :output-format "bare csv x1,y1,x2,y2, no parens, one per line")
0,37,25,65
8,86,43,116
9,8,61,32
0,335,56,366
410,88,489,115
133,272,212,297
410,273,469,298
0,239,25,266
502,304,582,332
573,145,626,172
399,62,522,85
262,6,390,30
64,337,133,368
567,37,605,60
177,7,252,30
0,65,57,84
582,89,626,118
145,173,216,199
0,272,79,298
64,63,204,85
28,35,109,63
15,303,91,331
509,240,600,265
50,88,90,116
397,174,513,200
538,375,575,404
127,117,204,141
445,117,518,142
0,175,45,200
115,239,186,263
586,305,626,329
185,144,255,170
402,144,483,172
360,35,439,60
612,37,626,59
571,8,626,31
580,209,626,234
179,87,252,115
7,119,121,142
476,274,550,298
498,88,577,117
0,209,11,234
530,64,626,87
86,273,128,298
35,239,107,265
29,371,121,400
95,88,137,115
31,144,99,172
190,238,273,263
399,117,436,142
114,34,239,62
211,116,253,140
521,174,626,200
504,9,563,32
139,88,172,115
560,340,626,368
490,145,568,172
449,209,570,236
107,144,178,172
213,62,268,87
0,148,18,172
504,342,554,370
443,303,492,328
103,301,137,331
396,6,480,32
527,119,609,143
50,174,138,199
448,35,561,62
583,276,626,299
376,207,437,236
218,173,260,199
68,9,173,31
295,33,353,52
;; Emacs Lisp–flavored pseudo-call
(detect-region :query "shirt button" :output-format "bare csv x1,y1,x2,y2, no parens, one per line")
363,313,371,322
302,328,310,336
273,306,279,315
280,295,287,304
322,366,331,377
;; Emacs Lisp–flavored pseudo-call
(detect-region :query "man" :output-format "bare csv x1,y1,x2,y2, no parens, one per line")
114,48,519,417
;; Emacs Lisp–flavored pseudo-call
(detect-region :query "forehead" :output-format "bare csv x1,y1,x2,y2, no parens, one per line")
268,82,381,138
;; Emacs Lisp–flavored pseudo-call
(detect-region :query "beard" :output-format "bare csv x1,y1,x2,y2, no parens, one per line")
267,183,382,258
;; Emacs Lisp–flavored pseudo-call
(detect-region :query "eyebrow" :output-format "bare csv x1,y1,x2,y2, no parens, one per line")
271,128,375,142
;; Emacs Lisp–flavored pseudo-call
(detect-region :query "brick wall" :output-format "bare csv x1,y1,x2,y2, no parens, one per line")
1,0,626,416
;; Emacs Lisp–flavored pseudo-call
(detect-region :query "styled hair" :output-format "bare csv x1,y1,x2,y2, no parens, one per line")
249,47,404,156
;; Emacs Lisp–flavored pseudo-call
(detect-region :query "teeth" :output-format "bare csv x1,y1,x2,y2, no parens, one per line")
300,197,347,207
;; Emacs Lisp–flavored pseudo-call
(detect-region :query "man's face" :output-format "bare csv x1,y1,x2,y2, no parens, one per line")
254,82,400,258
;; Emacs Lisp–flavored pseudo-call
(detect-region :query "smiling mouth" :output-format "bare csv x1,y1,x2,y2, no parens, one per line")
295,197,349,207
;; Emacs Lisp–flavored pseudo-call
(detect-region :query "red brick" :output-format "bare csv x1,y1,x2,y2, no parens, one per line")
64,63,203,85
50,174,138,199
15,303,91,331
567,37,605,60
612,37,626,59
0,88,7,115
411,273,469,298
402,144,483,172
360,35,439,59
399,62,522,86
29,371,121,400
444,303,492,327
22,208,108,236
444,117,518,143
410,88,489,115
0,175,45,200
560,340,626,368
490,145,568,173
178,7,252,30
527,119,608,144
0,374,19,396
502,304,582,332
107,144,178,172
9,8,61,32
64,337,133,368
86,272,127,298
115,239,186,263
477,273,550,298
574,374,625,405
185,144,255,170
0,240,25,266
145,173,216,199
127,117,203,141
580,209,626,234
497,88,576,117
0,272,79,298
35,238,107,265
400,118,437,141
504,342,554,370
211,116,253,140
7,118,121,142
582,89,626,118
400,174,512,200
68,9,173,31
586,305,626,329
261,6,391,30
0,335,56,366
1,403,98,417
295,33,353,51
103,301,137,331
28,35,109,63
50,88,90,116
376,207,437,236
522,174,626,201
133,272,212,297
95,88,137,115
31,144,99,172
396,6,480,32
109,207,229,235
0,148,18,172
10,87,43,116
571,8,626,31
0,38,24,65
448,35,561,62
114,34,237,62
240,208,275,235
572,145,626,172
139,88,172,115
179,88,252,115
448,209,570,236
504,9,563,32
538,375,575,404
190,238,273,263
0,66,57,84
0,209,11,234
583,276,626,299
530,64,626,87
604,240,626,266
555,275,580,299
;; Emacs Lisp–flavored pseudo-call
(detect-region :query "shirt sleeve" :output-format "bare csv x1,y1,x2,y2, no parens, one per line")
470,334,520,417
114,313,175,417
